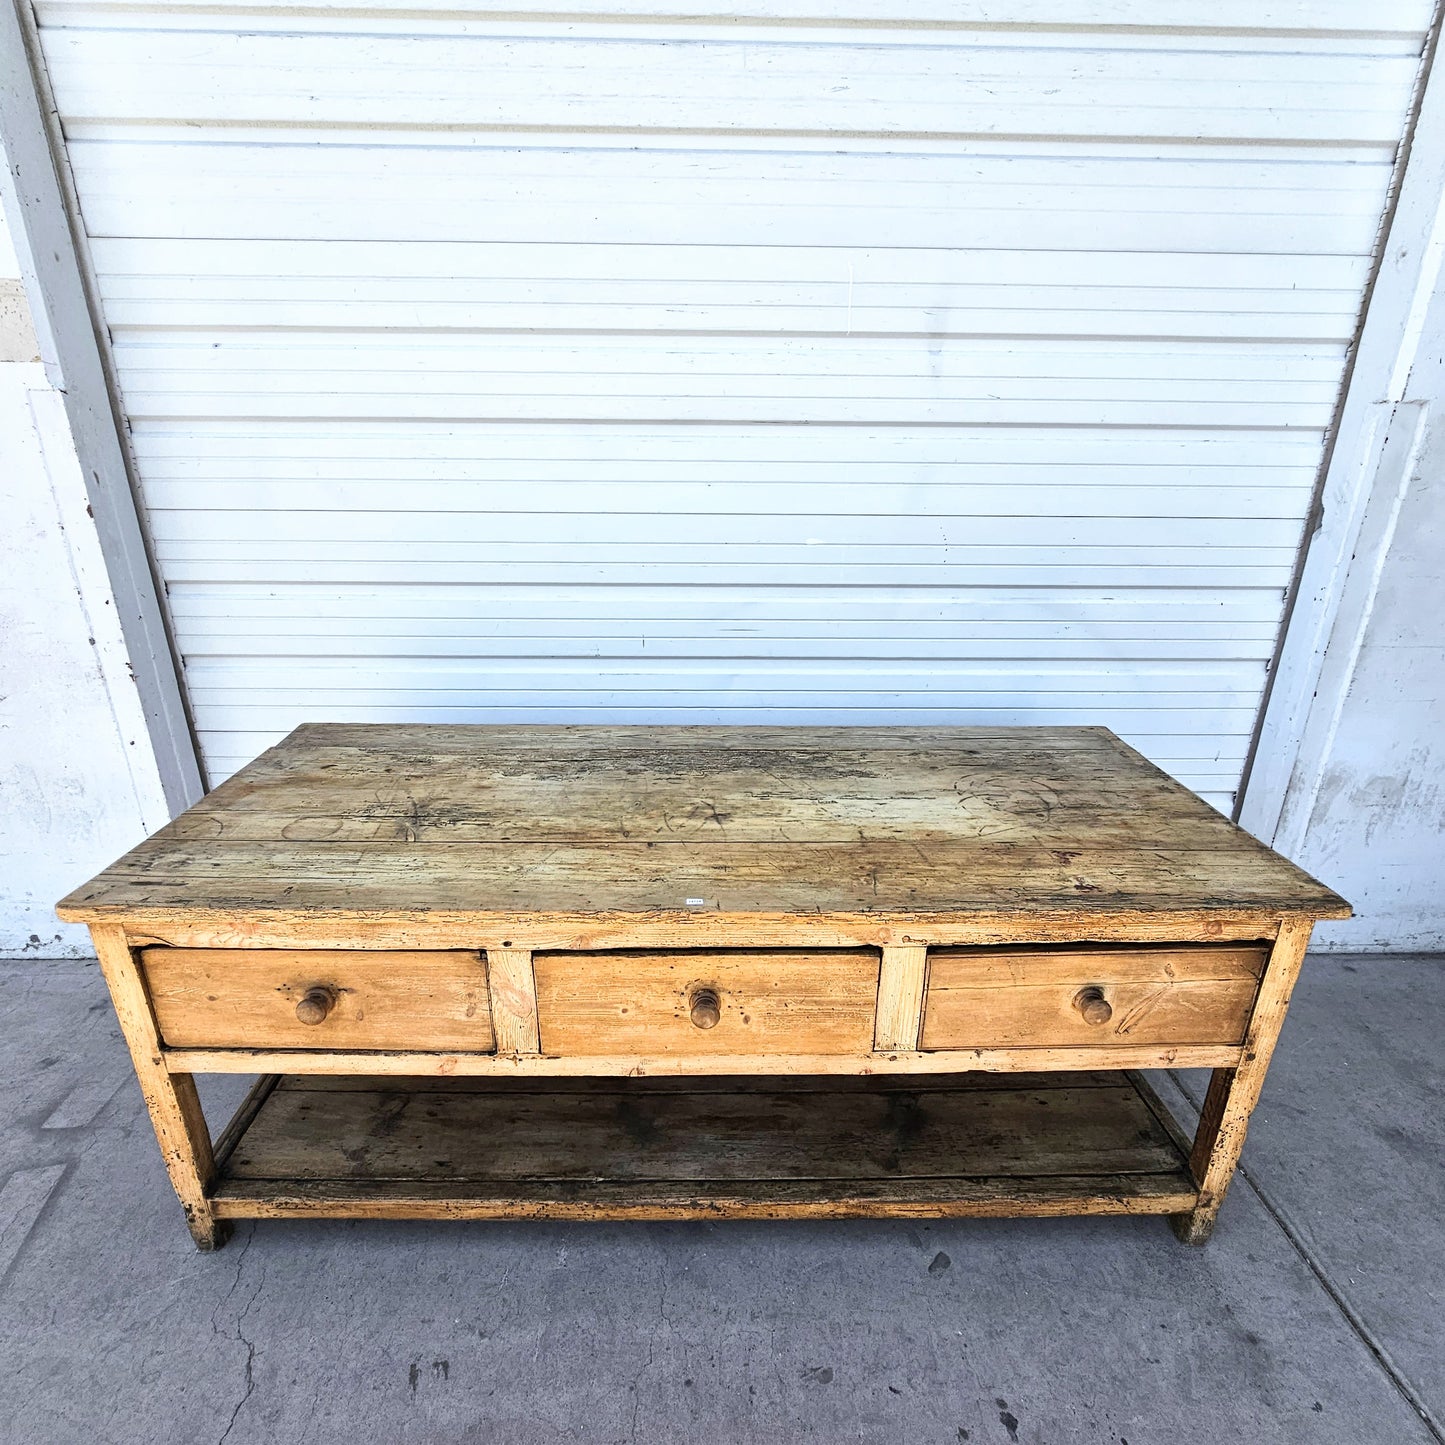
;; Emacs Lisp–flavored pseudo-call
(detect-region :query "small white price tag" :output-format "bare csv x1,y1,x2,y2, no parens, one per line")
685,898,706,906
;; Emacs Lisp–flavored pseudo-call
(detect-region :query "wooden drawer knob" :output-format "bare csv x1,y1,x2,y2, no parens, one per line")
295,985,337,1026
689,986,721,1030
1074,985,1113,1026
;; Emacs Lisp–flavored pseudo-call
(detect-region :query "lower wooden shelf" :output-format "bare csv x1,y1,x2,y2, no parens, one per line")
208,1070,1199,1222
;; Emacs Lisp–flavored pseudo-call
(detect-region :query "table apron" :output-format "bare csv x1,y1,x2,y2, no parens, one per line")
160,1043,1245,1076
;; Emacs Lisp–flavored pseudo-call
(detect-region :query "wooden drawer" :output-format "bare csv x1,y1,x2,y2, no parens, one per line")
140,948,495,1051
533,949,879,1056
919,944,1266,1051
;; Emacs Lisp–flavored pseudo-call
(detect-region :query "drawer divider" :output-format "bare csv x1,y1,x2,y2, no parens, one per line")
486,948,541,1056
874,944,929,1052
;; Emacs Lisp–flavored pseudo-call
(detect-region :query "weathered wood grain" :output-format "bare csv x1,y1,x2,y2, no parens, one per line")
101,911,1294,953
208,1071,1198,1220
210,1074,282,1170
874,943,929,1051
1172,917,1316,1244
533,949,878,1056
57,724,1350,927
1127,1070,1200,1162
273,1071,1128,1094
925,944,1267,987
211,1175,1200,1222
140,947,495,1051
227,1078,1180,1181
89,923,229,1249
156,744,1239,847
922,981,1259,1050
162,1041,1245,1077
59,839,1348,924
920,944,1265,1050
484,947,540,1055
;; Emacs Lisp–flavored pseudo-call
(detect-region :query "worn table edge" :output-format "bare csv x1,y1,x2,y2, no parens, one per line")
55,901,1352,931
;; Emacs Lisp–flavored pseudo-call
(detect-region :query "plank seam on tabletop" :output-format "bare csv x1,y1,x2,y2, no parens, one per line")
1160,1070,1445,1443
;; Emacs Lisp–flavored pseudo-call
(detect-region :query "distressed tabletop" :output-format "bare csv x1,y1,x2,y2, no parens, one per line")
57,724,1349,930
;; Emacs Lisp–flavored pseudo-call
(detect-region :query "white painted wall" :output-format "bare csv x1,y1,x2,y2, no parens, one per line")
1284,393,1445,953
0,207,170,956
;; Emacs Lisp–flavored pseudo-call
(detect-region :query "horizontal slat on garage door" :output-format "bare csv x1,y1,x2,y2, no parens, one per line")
66,145,1398,253
94,241,1374,343
43,28,1422,142
109,334,1348,428
35,0,1431,812
37,0,1438,26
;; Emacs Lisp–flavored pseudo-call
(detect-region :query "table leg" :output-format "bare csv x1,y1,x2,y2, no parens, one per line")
1171,916,1314,1244
90,922,230,1250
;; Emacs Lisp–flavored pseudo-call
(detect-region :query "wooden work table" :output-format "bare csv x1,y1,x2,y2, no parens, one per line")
57,723,1349,1249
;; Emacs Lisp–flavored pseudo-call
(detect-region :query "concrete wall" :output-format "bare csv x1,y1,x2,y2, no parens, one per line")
0,209,169,956
1292,411,1445,953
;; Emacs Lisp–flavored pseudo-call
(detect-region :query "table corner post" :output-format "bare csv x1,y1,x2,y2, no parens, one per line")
1170,916,1315,1245
89,922,231,1251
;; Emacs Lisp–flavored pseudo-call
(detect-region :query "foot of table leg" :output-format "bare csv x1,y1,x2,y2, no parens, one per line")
1169,1202,1220,1246
1170,1066,1236,1243
138,1066,229,1252
185,1210,234,1252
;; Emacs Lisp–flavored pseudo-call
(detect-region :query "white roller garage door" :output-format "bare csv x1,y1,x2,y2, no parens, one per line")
32,0,1434,809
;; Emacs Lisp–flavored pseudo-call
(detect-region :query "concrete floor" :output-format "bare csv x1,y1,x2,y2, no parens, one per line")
0,955,1440,1445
